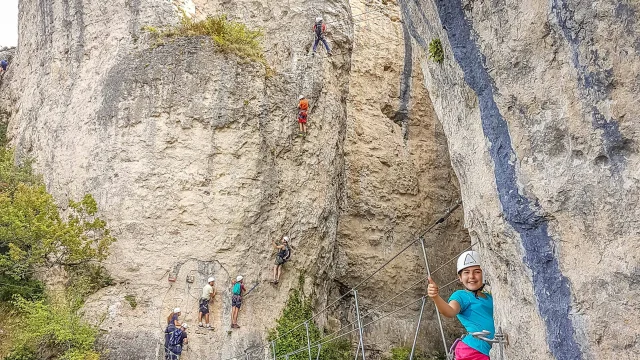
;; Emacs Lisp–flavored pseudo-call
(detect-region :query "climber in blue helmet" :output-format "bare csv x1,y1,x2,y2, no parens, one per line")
0,59,8,73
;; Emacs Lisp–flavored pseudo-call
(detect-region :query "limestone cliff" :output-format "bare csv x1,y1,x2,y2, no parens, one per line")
3,0,636,359
0,0,467,359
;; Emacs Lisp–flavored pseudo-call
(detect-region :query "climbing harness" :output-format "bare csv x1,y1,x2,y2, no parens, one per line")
470,326,508,360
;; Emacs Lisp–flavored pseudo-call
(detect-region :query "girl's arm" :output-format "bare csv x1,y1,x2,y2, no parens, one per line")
427,277,461,318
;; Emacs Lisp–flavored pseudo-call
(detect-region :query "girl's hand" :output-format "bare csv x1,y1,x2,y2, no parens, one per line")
427,277,439,298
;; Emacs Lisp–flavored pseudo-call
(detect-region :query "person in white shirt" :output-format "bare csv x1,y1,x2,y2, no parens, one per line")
198,277,216,328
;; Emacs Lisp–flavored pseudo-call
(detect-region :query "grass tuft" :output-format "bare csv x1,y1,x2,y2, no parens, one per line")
144,14,267,65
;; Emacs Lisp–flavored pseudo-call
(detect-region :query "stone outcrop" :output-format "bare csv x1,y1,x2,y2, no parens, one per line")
401,0,640,359
0,0,468,359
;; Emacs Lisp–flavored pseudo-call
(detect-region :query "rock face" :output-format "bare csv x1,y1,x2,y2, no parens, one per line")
401,0,640,359
336,0,468,356
6,0,636,359
0,0,468,359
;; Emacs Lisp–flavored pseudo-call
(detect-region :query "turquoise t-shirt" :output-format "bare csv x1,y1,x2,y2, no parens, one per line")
449,290,495,356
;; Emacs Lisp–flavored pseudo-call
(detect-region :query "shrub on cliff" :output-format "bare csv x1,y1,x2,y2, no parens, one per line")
428,38,444,64
144,14,266,65
268,277,351,360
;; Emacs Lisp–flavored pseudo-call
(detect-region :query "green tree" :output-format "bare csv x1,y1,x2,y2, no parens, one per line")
0,147,115,301
268,280,351,360
0,127,114,359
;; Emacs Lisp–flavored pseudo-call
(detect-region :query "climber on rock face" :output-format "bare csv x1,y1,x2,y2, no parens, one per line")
198,276,216,329
230,275,246,329
0,59,8,74
312,16,332,56
167,323,188,360
298,95,309,136
427,251,495,360
164,308,182,360
271,236,291,284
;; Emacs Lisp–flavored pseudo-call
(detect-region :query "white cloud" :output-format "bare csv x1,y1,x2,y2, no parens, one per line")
0,0,19,47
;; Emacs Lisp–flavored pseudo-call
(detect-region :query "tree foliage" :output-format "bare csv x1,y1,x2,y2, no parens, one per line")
5,297,100,360
0,127,115,359
268,278,351,360
0,148,115,302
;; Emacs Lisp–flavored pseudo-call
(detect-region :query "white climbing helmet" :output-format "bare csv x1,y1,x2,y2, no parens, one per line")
298,95,305,100
174,307,181,313
236,275,243,282
316,16,323,22
283,236,289,243
182,323,188,329
457,250,482,273
208,277,215,283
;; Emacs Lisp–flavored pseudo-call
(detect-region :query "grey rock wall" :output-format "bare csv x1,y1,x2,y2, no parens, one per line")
401,0,640,359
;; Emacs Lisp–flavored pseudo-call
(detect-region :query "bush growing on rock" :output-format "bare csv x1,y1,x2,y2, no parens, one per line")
144,14,267,65
428,38,444,64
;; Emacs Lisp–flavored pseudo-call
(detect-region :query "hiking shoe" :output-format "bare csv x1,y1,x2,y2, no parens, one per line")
328,52,333,56
206,324,212,328
198,322,203,327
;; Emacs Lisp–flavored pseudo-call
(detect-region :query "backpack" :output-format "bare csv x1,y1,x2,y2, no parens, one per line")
314,22,324,37
280,246,291,261
169,328,184,346
232,282,242,295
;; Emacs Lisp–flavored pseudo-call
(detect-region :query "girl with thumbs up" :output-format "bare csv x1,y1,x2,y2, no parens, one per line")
427,251,495,360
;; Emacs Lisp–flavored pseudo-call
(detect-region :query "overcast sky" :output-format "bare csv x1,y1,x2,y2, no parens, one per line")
0,0,19,47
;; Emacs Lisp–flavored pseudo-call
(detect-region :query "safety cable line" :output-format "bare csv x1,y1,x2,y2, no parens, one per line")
277,295,428,359
275,201,459,343
221,201,463,360
307,274,464,354
353,200,461,290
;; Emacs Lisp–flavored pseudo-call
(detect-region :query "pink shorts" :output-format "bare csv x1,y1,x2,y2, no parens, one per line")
455,341,489,360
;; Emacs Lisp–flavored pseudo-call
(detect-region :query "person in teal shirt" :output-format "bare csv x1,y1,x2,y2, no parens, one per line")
427,250,495,359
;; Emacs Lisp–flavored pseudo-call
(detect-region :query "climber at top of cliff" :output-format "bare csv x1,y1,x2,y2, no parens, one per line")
312,16,332,56
0,59,8,73
298,95,309,136
271,235,291,284
427,251,495,360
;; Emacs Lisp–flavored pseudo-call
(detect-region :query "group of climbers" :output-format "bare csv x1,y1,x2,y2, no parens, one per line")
163,235,292,358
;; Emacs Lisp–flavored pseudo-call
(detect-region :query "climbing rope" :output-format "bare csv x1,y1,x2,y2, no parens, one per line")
222,200,465,360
